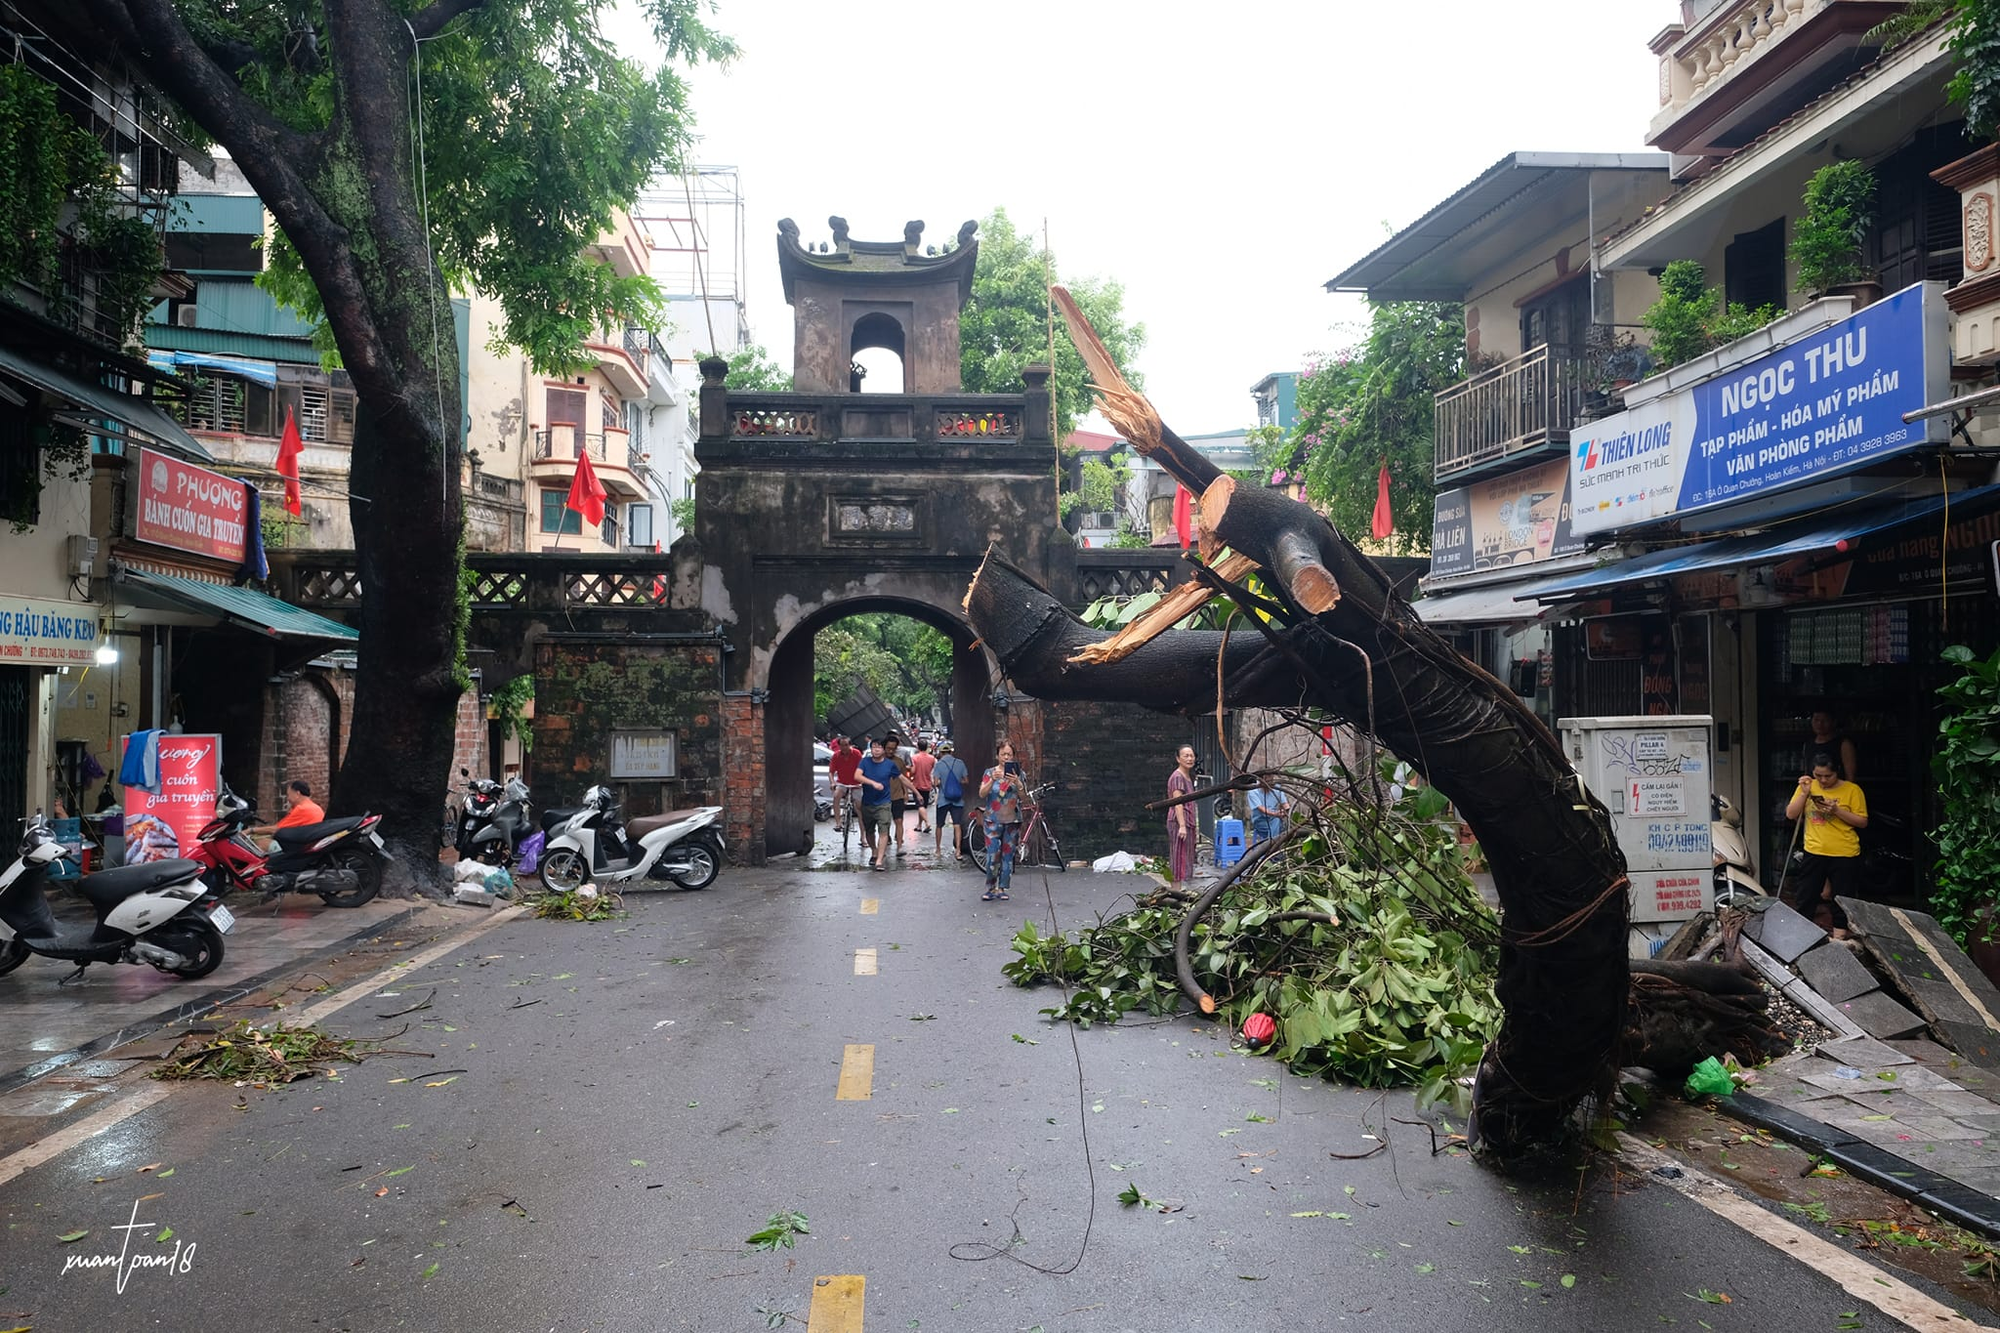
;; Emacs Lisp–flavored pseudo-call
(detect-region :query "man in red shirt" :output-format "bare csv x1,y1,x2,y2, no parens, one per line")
908,738,936,835
250,780,325,849
828,736,864,833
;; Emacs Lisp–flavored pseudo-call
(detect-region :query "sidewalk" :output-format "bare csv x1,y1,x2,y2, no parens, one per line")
0,890,469,1099
1693,895,2000,1238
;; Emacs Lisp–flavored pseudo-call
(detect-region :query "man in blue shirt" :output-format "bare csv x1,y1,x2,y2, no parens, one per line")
855,736,899,872
1246,777,1290,845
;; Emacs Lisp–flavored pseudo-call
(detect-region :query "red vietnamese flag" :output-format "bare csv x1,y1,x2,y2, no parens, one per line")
1370,461,1394,541
1172,483,1192,549
566,449,607,528
276,405,304,516
651,539,665,602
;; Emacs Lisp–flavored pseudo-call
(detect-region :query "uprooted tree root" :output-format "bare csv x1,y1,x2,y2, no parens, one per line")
150,1019,418,1086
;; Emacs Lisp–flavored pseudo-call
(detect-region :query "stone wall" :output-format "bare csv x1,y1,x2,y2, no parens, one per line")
530,638,724,820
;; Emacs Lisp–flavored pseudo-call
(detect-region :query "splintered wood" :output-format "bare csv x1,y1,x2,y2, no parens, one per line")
1051,284,1162,454
1068,552,1260,666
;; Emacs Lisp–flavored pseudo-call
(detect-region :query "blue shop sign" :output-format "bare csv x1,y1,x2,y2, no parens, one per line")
1571,282,1948,535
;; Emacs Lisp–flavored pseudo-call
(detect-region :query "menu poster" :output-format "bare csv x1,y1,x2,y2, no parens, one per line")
122,733,222,865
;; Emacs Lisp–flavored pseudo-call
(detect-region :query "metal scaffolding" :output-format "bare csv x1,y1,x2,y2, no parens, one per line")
632,165,749,359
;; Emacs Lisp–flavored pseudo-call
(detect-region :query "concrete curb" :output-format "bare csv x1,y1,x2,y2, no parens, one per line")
0,899,442,1096
1727,1090,2000,1241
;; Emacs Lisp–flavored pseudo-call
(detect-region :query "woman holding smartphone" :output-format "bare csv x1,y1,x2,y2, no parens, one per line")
978,742,1024,901
1784,750,1867,937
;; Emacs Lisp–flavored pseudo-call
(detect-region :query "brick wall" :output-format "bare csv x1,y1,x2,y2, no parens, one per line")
1035,698,1201,862
529,639,724,820
254,664,470,816
721,694,761,859
449,689,486,785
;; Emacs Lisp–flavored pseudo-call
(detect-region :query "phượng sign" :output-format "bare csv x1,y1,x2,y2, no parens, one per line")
132,448,250,563
1569,282,1947,535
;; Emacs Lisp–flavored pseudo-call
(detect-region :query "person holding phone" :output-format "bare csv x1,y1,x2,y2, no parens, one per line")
978,741,1024,901
1785,750,1867,936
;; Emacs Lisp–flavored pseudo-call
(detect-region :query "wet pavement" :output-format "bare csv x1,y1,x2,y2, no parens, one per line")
1,860,1996,1331
0,891,448,1093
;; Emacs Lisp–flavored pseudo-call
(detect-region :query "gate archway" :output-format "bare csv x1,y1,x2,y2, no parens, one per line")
762,595,997,855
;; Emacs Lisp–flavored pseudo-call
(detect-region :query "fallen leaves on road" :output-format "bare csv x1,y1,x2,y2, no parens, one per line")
151,1020,415,1088
746,1210,811,1251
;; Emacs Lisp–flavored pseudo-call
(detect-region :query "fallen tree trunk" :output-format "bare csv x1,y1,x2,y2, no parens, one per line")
961,288,1633,1156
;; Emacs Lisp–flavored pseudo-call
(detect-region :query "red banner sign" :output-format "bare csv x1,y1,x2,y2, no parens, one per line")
122,733,223,865
134,448,249,563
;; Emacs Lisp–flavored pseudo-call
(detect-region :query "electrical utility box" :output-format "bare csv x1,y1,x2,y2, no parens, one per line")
1558,715,1713,929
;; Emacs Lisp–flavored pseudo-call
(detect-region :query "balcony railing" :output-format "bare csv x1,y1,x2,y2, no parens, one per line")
1432,343,1589,482
703,391,1045,447
534,428,607,460
470,469,524,504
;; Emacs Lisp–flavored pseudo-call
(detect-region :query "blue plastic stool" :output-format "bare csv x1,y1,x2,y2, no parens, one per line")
1213,817,1247,867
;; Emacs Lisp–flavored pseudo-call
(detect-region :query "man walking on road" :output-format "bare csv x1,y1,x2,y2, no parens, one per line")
855,737,898,873
931,740,971,861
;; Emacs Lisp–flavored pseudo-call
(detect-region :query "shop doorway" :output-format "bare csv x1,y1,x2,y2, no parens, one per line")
0,668,26,832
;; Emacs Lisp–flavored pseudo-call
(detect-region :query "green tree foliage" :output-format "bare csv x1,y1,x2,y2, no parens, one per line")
706,342,791,390
960,208,1144,443
814,615,955,725
1059,454,1129,519
1789,160,1878,293
1871,0,2000,142
1931,644,2000,945
81,0,733,874
1291,302,1464,555
1640,260,1780,373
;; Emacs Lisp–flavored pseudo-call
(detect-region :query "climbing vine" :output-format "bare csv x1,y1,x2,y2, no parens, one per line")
490,673,534,752
0,65,162,344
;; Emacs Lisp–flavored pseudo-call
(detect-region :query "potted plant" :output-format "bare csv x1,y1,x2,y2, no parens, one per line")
1789,159,1880,305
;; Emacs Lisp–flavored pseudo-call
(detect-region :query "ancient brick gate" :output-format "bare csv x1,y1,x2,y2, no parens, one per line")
273,217,1216,865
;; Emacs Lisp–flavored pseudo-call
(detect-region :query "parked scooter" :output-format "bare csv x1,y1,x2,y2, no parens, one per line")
0,814,233,981
539,785,724,891
1712,794,1763,904
187,784,389,908
453,770,533,865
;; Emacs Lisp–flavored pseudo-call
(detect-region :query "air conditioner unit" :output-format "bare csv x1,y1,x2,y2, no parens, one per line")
174,306,199,327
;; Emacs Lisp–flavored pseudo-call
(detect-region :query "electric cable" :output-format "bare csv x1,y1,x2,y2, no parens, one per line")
946,856,1097,1275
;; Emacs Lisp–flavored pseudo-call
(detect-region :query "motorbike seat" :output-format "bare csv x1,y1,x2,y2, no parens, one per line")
540,808,583,834
273,816,369,848
78,858,203,908
626,810,704,840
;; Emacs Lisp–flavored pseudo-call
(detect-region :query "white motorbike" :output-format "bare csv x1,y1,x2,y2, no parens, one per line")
539,785,724,892
1712,794,1763,904
0,814,234,981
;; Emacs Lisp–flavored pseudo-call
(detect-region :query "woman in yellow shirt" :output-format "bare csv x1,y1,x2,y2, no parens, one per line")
1784,752,1867,936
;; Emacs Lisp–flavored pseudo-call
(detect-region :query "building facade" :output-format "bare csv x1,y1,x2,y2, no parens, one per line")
1328,7,2000,905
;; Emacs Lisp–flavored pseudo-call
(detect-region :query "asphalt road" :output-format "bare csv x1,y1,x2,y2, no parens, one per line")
1,858,1994,1333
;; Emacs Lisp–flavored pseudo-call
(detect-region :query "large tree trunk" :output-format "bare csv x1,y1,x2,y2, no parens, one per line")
90,0,466,891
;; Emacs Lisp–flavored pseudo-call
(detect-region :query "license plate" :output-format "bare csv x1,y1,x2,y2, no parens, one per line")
210,903,236,934
368,831,386,850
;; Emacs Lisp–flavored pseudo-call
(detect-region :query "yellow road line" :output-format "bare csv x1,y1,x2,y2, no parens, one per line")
835,1044,874,1101
859,898,880,915
808,1274,865,1331
854,947,878,976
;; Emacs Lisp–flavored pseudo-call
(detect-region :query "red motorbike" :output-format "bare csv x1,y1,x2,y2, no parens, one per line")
187,785,388,908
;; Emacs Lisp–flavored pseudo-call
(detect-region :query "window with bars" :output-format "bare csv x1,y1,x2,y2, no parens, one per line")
183,374,248,433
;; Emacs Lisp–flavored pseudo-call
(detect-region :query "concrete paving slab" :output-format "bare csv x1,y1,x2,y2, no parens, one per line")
1862,1113,1988,1142
1798,1070,1899,1095
1843,897,2000,1049
1906,1088,2000,1118
1794,939,1880,1003
1815,1034,1916,1067
1835,988,1929,1040
1751,899,1829,963
1934,1020,2000,1070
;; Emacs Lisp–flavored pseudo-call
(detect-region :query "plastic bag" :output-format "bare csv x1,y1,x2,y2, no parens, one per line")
1684,1056,1736,1099
516,830,543,875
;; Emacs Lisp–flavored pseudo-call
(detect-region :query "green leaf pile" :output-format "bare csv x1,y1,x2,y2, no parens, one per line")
1003,766,1498,1105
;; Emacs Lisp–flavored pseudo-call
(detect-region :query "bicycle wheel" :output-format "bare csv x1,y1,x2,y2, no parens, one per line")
1042,820,1067,872
966,821,990,874
840,796,852,857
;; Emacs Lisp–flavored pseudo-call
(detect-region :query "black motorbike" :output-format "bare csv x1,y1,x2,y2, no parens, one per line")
454,771,532,866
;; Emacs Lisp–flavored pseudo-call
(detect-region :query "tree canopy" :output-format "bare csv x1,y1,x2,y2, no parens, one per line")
815,614,954,727
960,208,1144,443
1290,302,1464,555
707,342,792,391
82,0,733,880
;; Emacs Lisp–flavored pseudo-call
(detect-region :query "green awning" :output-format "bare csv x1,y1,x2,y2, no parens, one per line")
112,566,358,642
0,346,213,462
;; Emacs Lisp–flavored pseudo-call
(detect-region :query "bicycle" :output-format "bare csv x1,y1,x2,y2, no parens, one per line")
967,782,1066,875
832,782,862,857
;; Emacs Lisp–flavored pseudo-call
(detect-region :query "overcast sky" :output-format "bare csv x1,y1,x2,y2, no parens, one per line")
626,1,1668,432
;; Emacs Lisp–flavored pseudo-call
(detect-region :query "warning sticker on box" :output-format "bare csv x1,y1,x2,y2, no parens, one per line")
1634,733,1670,763
1628,778,1684,817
